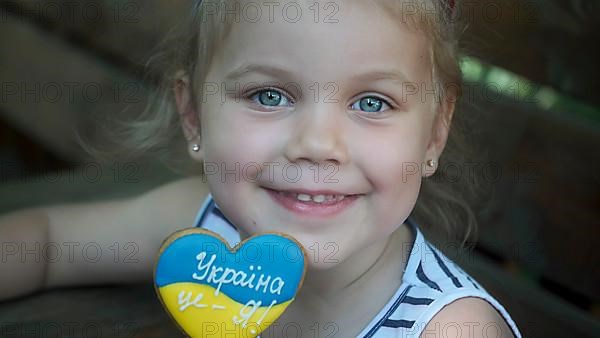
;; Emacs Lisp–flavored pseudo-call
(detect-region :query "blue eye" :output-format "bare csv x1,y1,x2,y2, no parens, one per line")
350,96,392,114
247,88,293,108
246,88,392,115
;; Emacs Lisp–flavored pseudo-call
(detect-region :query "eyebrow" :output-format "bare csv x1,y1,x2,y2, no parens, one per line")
224,63,295,82
224,62,411,84
352,69,411,84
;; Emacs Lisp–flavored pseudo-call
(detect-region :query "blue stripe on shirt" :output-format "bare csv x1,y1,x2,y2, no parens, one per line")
427,244,463,288
417,261,443,292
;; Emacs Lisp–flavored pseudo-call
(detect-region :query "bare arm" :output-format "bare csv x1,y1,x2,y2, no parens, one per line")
0,176,208,301
420,297,516,338
0,207,49,300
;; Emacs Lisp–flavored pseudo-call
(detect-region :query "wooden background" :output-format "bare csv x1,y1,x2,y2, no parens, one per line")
0,0,599,337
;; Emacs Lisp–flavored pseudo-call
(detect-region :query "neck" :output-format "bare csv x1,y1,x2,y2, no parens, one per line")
302,233,394,298
255,224,415,337
238,223,414,298
237,225,400,298
294,224,413,322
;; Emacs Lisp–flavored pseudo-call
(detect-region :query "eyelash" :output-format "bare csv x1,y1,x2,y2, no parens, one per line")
244,87,394,115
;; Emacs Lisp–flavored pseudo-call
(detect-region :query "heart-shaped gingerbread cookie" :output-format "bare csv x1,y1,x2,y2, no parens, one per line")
154,228,307,337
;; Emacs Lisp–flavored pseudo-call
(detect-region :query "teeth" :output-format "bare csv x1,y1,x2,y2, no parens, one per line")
312,195,326,203
280,191,347,203
296,193,312,202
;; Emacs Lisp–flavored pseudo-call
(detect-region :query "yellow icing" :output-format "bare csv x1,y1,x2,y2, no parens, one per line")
158,282,292,338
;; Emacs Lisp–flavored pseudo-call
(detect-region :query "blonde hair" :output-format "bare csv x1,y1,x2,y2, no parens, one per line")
78,0,486,248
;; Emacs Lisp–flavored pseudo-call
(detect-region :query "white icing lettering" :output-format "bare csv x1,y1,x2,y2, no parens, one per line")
207,266,224,283
256,299,277,325
256,274,271,293
177,291,207,311
191,251,287,296
241,270,256,289
270,278,285,295
232,299,277,330
212,267,237,296
233,270,247,284
191,252,215,281
233,300,261,328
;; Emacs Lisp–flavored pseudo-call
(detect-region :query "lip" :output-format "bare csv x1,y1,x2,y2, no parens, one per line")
264,187,362,218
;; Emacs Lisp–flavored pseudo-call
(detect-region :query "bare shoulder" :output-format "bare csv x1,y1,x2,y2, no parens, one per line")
420,297,516,338
131,175,209,229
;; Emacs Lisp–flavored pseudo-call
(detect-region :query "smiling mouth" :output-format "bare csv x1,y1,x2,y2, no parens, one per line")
264,187,362,203
277,190,348,204
263,187,362,217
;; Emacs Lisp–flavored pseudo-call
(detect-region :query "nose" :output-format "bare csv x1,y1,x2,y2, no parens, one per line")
283,104,350,166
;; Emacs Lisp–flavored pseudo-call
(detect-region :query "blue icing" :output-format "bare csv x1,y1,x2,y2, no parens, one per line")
155,233,305,305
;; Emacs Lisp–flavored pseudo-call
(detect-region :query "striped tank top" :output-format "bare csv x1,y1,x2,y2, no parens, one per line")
193,193,523,337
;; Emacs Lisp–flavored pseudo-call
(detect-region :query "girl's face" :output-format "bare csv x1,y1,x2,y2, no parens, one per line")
183,0,452,270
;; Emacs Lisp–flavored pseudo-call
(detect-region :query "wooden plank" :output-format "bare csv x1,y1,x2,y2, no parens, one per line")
459,0,600,106
0,160,185,215
0,119,73,183
449,248,600,338
0,251,597,337
465,90,600,303
0,285,181,337
4,0,192,67
0,10,150,162
493,115,599,301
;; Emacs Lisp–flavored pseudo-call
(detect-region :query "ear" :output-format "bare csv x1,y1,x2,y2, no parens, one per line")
422,90,456,177
174,70,204,162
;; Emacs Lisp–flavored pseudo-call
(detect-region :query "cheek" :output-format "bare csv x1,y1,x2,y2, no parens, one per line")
355,125,425,222
203,110,287,187
204,109,259,163
358,127,425,187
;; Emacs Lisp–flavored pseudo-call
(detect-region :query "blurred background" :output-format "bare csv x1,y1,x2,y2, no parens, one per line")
0,0,598,337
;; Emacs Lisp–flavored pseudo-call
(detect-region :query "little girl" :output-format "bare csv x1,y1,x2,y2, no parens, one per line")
0,0,522,337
